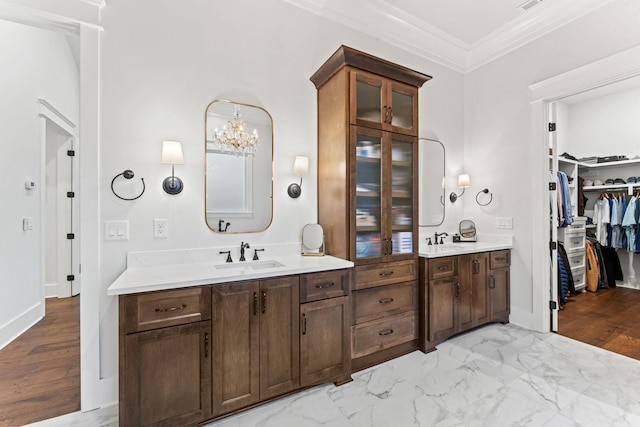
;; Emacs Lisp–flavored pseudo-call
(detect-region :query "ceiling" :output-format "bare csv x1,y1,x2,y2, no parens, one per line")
283,0,617,72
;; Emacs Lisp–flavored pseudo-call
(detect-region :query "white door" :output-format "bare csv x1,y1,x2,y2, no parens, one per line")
548,102,559,332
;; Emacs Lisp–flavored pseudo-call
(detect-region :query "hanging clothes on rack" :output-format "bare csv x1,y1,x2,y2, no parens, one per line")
557,242,575,304
557,171,573,227
593,195,610,245
622,195,637,252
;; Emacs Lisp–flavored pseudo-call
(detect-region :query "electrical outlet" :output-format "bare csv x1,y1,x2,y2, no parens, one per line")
495,217,513,229
154,219,168,238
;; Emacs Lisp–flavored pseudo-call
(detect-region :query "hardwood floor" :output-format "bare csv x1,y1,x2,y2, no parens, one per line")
558,286,640,361
0,297,80,427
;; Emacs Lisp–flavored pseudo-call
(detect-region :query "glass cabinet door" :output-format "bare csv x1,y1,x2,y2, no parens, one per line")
354,130,383,261
389,82,417,135
352,72,384,130
390,136,415,255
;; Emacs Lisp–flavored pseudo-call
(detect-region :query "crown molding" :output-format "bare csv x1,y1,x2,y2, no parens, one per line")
282,0,617,74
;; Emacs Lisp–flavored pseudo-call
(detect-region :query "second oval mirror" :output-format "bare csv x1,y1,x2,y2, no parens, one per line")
205,100,273,233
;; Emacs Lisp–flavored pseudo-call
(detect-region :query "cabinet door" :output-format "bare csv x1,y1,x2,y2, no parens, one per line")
123,321,212,427
456,257,474,332
489,266,510,322
470,254,489,327
387,80,418,136
351,70,385,130
353,127,385,263
212,282,260,415
300,296,350,387
428,278,456,342
388,133,417,261
259,276,300,399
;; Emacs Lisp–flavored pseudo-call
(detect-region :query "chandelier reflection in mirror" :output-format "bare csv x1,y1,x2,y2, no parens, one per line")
212,105,259,155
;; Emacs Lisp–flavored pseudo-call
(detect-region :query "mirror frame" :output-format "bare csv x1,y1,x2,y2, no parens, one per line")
418,138,446,227
204,99,274,234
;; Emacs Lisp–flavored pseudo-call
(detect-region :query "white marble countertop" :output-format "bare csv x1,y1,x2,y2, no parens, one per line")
107,254,354,296
419,235,513,258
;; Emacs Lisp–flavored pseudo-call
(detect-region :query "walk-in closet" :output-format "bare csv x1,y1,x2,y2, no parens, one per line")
552,75,640,361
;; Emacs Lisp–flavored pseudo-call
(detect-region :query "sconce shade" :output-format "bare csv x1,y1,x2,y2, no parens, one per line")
458,173,471,188
161,141,184,165
288,155,309,198
293,156,309,175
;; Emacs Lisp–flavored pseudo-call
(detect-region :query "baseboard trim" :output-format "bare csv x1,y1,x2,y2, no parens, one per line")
0,301,44,350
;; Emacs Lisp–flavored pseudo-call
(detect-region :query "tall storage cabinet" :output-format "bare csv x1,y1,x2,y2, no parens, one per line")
311,46,431,370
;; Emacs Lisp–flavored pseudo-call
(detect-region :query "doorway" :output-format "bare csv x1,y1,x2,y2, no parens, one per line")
543,69,640,360
42,103,79,299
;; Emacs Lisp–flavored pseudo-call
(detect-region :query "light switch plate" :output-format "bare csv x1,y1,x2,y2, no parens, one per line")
105,220,129,240
495,217,513,229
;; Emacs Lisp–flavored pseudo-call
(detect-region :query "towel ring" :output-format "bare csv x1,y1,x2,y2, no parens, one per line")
475,188,493,206
111,169,145,201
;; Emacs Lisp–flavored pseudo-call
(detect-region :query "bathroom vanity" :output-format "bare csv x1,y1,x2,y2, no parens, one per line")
419,241,512,352
109,253,353,427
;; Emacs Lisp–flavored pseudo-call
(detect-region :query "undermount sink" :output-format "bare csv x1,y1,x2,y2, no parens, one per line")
214,260,285,272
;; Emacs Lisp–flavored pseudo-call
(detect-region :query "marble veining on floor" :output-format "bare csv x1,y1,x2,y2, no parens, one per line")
26,323,640,427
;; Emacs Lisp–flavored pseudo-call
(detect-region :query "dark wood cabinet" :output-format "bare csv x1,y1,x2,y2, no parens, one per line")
420,250,510,352
119,288,212,427
211,276,299,416
300,296,350,387
312,46,430,371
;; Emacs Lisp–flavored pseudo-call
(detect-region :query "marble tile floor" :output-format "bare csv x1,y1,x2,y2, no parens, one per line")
26,323,640,427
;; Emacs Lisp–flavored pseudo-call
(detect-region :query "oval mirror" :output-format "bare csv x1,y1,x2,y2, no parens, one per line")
418,138,445,226
205,100,273,233
459,220,477,241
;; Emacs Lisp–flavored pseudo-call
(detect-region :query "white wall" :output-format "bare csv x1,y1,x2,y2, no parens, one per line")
464,0,640,327
0,19,78,349
97,0,465,396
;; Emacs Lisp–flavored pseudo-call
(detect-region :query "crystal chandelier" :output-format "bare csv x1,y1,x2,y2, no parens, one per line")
212,105,259,155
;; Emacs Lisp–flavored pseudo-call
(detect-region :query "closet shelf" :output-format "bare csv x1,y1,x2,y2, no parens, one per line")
555,156,640,169
583,184,639,194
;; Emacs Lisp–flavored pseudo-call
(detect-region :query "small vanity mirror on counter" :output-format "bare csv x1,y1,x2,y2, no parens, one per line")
301,223,325,256
458,219,477,242
418,138,445,226
205,100,273,233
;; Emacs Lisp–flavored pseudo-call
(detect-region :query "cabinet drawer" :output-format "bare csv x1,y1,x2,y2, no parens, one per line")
567,252,585,271
561,234,585,253
300,269,350,303
353,282,416,324
573,267,586,291
428,257,457,280
354,260,416,290
124,287,211,333
490,250,510,270
351,310,417,358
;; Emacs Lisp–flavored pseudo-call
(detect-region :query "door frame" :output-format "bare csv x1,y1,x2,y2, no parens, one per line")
39,99,79,299
530,45,640,333
0,1,102,412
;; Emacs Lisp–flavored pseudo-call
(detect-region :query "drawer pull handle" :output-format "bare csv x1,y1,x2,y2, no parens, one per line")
155,304,186,313
379,297,395,305
302,313,307,335
489,276,496,289
315,282,335,289
379,329,394,336
379,271,394,277
437,266,449,270
494,257,506,261
455,283,460,298
253,292,258,316
204,332,209,358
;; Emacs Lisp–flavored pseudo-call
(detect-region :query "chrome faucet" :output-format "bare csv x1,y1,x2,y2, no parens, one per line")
240,242,250,261
434,232,448,245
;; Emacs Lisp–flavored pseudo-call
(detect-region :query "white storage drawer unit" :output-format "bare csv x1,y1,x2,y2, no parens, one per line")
557,217,586,292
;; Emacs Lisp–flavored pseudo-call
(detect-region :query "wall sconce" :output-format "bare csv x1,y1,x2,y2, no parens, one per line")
449,173,470,203
161,140,184,195
287,155,309,198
